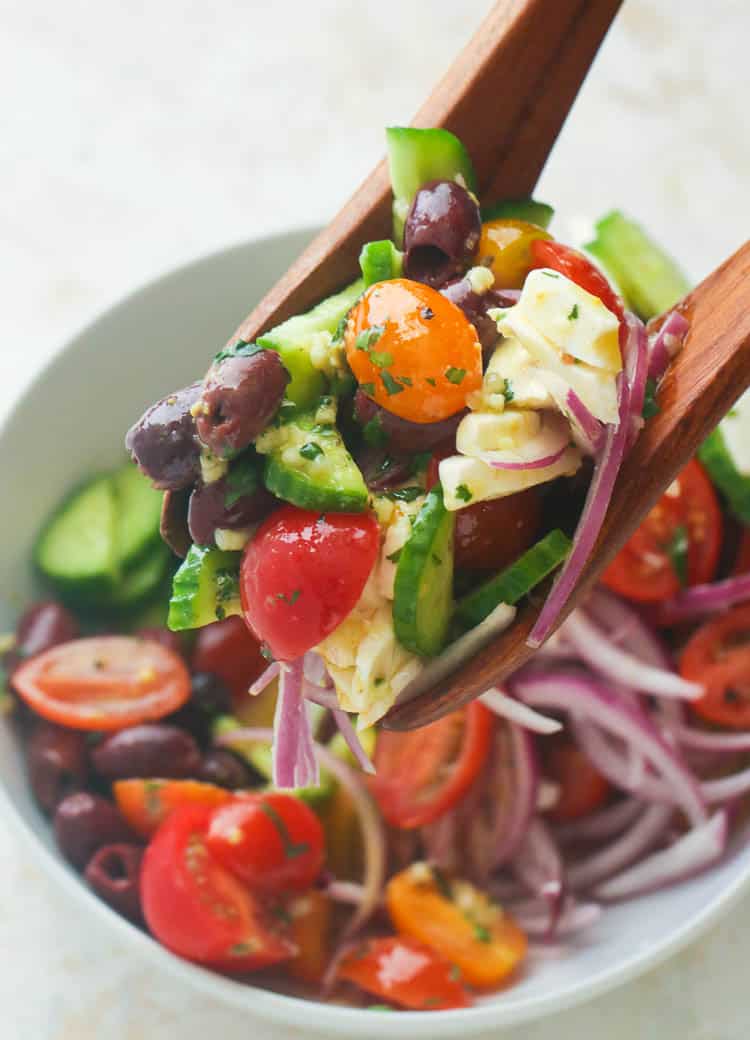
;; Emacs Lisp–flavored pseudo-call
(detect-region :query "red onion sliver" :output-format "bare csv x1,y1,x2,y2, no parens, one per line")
480,686,562,734
509,896,602,939
585,587,673,669
272,659,319,789
668,725,750,754
325,880,368,905
494,724,540,866
554,796,644,845
512,817,565,932
647,309,690,384
332,709,376,775
477,412,570,471
565,389,604,455
702,764,750,804
249,660,281,697
572,718,674,805
624,314,649,451
653,572,750,626
567,804,673,891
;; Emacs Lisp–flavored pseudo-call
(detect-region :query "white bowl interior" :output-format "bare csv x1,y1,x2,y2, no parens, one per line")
2,231,750,1038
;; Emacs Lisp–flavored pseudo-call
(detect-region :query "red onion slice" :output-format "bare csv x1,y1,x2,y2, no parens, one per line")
554,796,644,845
535,372,604,456
477,412,571,471
668,725,750,754
249,660,281,697
494,724,540,866
480,686,562,734
512,817,565,932
648,309,690,384
585,587,673,669
509,896,602,939
702,764,750,804
572,718,674,805
567,804,673,891
272,659,319,789
331,709,376,775
653,573,750,626
624,314,649,451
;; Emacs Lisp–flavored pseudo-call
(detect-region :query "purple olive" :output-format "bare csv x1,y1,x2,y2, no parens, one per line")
26,723,89,815
91,723,202,781
125,382,202,490
199,749,253,789
4,601,79,676
404,179,481,287
169,672,234,745
54,792,135,870
187,477,275,547
195,349,289,459
354,391,465,456
160,488,192,558
84,843,144,921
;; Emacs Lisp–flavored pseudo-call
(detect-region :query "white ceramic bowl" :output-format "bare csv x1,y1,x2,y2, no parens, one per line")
2,231,750,1038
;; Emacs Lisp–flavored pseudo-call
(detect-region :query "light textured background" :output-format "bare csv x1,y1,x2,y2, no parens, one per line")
2,1,750,1037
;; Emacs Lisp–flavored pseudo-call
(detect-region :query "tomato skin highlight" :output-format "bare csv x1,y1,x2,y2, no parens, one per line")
338,936,471,1010
141,805,296,972
207,792,325,893
602,460,722,603
543,739,610,822
681,605,750,730
114,778,232,838
370,702,494,829
530,239,625,322
12,636,190,731
192,617,266,700
240,506,380,661
345,279,482,424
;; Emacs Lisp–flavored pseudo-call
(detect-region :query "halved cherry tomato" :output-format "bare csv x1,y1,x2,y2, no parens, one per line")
192,616,266,699
12,636,190,731
369,702,494,829
141,804,296,972
386,868,527,989
543,738,610,822
478,218,552,289
206,792,325,892
681,605,750,729
114,778,232,838
240,506,380,661
530,239,625,322
601,460,722,602
733,530,750,576
338,936,470,1011
287,890,332,985
345,279,482,424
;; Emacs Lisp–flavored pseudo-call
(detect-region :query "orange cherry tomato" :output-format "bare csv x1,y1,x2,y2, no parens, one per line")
681,605,750,729
113,778,232,837
287,890,332,985
386,868,527,989
12,636,190,731
345,279,482,424
601,460,722,603
543,739,611,822
478,218,552,289
338,936,471,1010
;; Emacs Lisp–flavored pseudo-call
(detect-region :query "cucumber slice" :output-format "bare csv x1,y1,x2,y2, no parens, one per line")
481,198,554,229
257,279,363,409
453,529,572,634
168,544,243,631
112,463,163,568
110,542,171,608
386,126,478,244
699,394,750,524
257,399,368,513
393,485,455,657
359,240,404,288
585,211,690,321
35,476,119,604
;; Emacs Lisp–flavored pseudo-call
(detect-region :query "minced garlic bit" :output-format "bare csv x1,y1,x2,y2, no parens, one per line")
200,447,229,485
309,330,348,380
466,265,495,296
408,861,434,885
215,526,254,552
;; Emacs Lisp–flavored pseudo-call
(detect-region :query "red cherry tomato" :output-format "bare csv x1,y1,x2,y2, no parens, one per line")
240,506,380,661
601,460,722,603
733,530,750,576
12,636,190,731
543,739,611,822
192,616,266,699
141,805,296,972
369,702,494,829
681,605,750,729
207,792,325,893
530,239,625,322
338,936,471,1011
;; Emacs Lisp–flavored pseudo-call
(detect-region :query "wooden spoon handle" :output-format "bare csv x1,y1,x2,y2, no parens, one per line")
229,0,622,345
386,241,750,730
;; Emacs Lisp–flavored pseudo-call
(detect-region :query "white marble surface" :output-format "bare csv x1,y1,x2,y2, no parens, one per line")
2,1,750,1036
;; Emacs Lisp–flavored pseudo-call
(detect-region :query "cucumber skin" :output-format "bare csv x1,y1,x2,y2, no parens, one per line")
263,456,367,513
393,485,455,657
359,240,404,287
112,463,164,569
168,545,243,632
699,430,750,525
481,198,554,229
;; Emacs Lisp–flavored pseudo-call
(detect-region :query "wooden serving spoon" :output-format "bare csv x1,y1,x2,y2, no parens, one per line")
387,241,750,729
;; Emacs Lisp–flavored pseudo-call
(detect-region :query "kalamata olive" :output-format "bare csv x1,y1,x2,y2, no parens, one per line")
26,723,89,814
54,792,135,869
84,843,144,922
187,476,275,547
125,382,202,490
404,179,482,287
136,626,185,657
160,487,192,558
169,671,234,745
91,723,202,781
354,391,465,456
199,748,254,789
440,276,505,359
4,600,79,676
195,349,289,459
354,446,415,492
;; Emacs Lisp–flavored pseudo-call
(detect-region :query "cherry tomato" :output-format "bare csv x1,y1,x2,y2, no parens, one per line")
240,506,380,661
370,702,493,830
543,739,610,822
345,279,482,424
207,792,325,892
113,778,232,838
141,805,296,972
478,218,552,289
601,460,722,602
12,636,190,731
386,868,527,989
530,239,625,322
192,616,266,699
455,490,543,574
338,936,470,1011
287,890,331,985
681,605,750,729
733,530,750,576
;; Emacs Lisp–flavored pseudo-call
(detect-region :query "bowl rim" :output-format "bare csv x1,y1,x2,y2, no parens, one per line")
2,231,750,1037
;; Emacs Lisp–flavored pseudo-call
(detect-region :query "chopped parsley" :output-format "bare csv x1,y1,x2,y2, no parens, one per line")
445,366,466,385
386,486,423,503
260,643,275,662
541,270,560,279
666,524,689,587
425,377,437,387
213,340,266,364
455,483,473,503
259,801,310,859
275,589,301,605
431,553,443,565
502,378,514,403
567,303,579,321
472,923,492,944
299,441,323,461
432,866,453,901
331,313,349,344
386,548,402,563
396,375,413,387
642,377,660,419
381,371,405,396
224,454,260,506
369,350,394,369
360,381,376,397
355,324,385,352
215,568,240,605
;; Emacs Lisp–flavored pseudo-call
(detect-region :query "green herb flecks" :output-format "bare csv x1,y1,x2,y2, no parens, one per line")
567,303,579,321
299,442,324,461
386,486,423,503
355,324,385,352
665,524,689,587
472,923,492,943
502,379,514,403
381,371,405,396
359,382,376,397
275,589,301,606
213,341,266,365
369,350,394,369
445,366,466,385
259,801,310,859
362,414,388,448
425,377,437,387
643,377,660,419
455,484,473,503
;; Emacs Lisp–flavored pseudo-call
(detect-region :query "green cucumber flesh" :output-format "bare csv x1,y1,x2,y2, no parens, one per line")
359,240,404,288
699,426,750,525
393,484,455,657
481,198,554,229
112,463,164,568
168,544,243,631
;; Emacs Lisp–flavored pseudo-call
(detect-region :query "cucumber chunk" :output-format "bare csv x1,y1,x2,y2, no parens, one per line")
393,485,455,657
386,126,478,244
256,398,368,513
168,544,243,631
110,542,171,608
699,391,750,524
359,240,404,287
481,198,554,229
112,463,164,568
453,529,572,635
257,279,363,409
585,211,690,321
